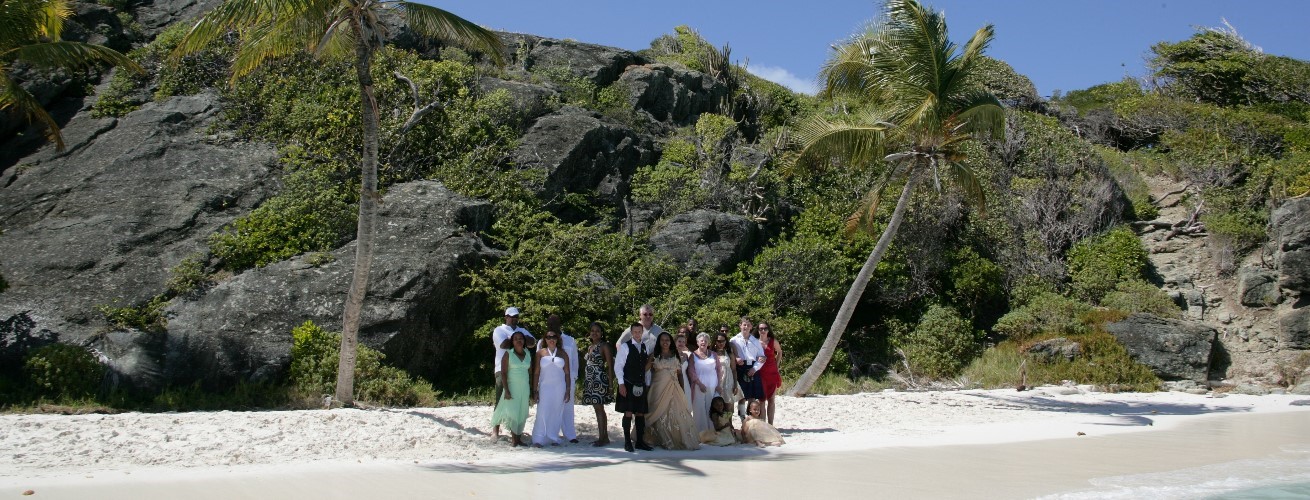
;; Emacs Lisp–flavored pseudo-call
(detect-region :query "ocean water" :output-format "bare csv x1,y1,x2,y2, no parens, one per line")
1041,444,1310,499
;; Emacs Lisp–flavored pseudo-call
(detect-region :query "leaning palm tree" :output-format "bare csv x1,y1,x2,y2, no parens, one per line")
174,0,505,406
2,0,141,150
787,0,1003,396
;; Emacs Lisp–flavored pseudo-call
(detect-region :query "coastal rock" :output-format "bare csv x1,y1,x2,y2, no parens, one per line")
477,77,558,123
1236,267,1280,307
501,33,643,86
618,63,728,126
1105,313,1216,382
1274,198,1310,293
0,92,278,345
158,181,496,388
1278,307,1310,349
509,106,657,206
649,210,759,273
1024,338,1083,362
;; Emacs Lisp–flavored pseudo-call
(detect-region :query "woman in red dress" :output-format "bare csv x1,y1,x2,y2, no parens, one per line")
757,321,782,425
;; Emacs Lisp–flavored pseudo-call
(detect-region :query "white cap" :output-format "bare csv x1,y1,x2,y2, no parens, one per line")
504,307,520,317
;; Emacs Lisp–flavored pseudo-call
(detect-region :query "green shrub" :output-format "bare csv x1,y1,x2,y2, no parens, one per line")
166,255,209,296
23,344,105,399
893,305,981,379
1067,226,1150,303
289,321,438,407
92,23,234,117
993,292,1092,340
210,161,356,269
947,247,1006,323
1099,147,1159,220
962,337,1159,392
98,295,168,332
1101,280,1181,317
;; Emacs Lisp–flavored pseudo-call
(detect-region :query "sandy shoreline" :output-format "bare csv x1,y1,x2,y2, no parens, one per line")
3,387,1309,498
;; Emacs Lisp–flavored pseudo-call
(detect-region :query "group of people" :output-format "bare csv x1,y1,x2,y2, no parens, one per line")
489,305,785,451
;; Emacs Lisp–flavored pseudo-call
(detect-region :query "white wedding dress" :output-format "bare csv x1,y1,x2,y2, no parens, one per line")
531,349,567,446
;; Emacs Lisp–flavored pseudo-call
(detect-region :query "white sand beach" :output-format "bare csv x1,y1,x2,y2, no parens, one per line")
3,387,1309,499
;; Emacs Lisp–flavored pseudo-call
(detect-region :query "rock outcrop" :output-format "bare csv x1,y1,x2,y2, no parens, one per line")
500,33,644,87
619,63,728,127
509,106,658,206
1105,313,1216,382
141,181,496,388
649,210,759,273
0,92,278,346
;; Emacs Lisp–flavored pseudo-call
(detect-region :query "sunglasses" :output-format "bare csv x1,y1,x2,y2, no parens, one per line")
545,336,559,340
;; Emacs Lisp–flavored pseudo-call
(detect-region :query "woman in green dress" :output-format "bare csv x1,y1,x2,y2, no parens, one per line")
491,331,532,447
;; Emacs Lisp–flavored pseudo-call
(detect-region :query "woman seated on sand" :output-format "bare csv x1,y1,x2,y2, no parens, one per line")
490,331,532,447
700,396,738,446
741,400,784,447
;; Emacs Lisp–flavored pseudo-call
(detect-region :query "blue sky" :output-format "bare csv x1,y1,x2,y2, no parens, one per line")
432,0,1310,97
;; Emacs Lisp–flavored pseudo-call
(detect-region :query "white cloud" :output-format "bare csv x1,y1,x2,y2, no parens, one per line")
746,65,819,95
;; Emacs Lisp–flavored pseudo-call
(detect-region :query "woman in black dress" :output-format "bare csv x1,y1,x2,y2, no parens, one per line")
581,321,614,446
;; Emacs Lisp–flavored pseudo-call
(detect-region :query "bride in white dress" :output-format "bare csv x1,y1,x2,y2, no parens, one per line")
531,332,571,447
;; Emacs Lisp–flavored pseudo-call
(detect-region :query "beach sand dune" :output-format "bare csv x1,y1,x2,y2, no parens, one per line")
3,388,1308,498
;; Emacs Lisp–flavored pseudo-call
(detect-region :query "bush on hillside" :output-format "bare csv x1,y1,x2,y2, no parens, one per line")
893,305,981,379
23,344,105,400
1067,226,1150,303
289,321,437,407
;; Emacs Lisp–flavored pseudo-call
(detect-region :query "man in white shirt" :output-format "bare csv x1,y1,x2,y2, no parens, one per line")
536,314,579,443
729,316,765,419
491,307,533,441
615,303,661,353
614,322,653,452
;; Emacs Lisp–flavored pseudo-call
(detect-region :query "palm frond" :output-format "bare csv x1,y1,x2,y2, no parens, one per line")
229,11,336,81
171,0,324,60
818,33,878,99
793,114,892,173
400,2,506,65
945,160,987,217
950,89,1005,139
1,72,64,150
9,40,142,73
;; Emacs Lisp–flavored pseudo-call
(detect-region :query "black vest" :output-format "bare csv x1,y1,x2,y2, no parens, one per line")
623,340,649,386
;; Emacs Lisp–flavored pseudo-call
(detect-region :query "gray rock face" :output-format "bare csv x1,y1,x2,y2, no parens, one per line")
130,0,225,39
157,181,496,388
1105,313,1217,382
649,210,759,273
1274,198,1310,293
502,33,643,86
0,93,278,345
1025,338,1082,362
1237,267,1280,307
1279,307,1310,350
510,106,657,205
477,77,558,123
619,64,728,126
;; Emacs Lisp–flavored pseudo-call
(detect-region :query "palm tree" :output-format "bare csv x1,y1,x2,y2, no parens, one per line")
2,0,141,150
174,0,505,406
786,0,1003,396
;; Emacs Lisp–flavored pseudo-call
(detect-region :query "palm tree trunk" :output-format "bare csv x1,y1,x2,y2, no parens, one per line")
334,29,380,407
787,169,923,396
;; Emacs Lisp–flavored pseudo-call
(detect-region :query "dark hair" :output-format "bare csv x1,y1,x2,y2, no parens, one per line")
630,322,644,330
653,332,678,359
714,332,730,350
589,321,604,336
710,396,727,415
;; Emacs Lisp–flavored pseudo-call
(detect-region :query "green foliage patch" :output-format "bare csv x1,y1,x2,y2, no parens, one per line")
289,321,438,407
894,305,981,379
1067,226,1150,303
23,344,105,400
